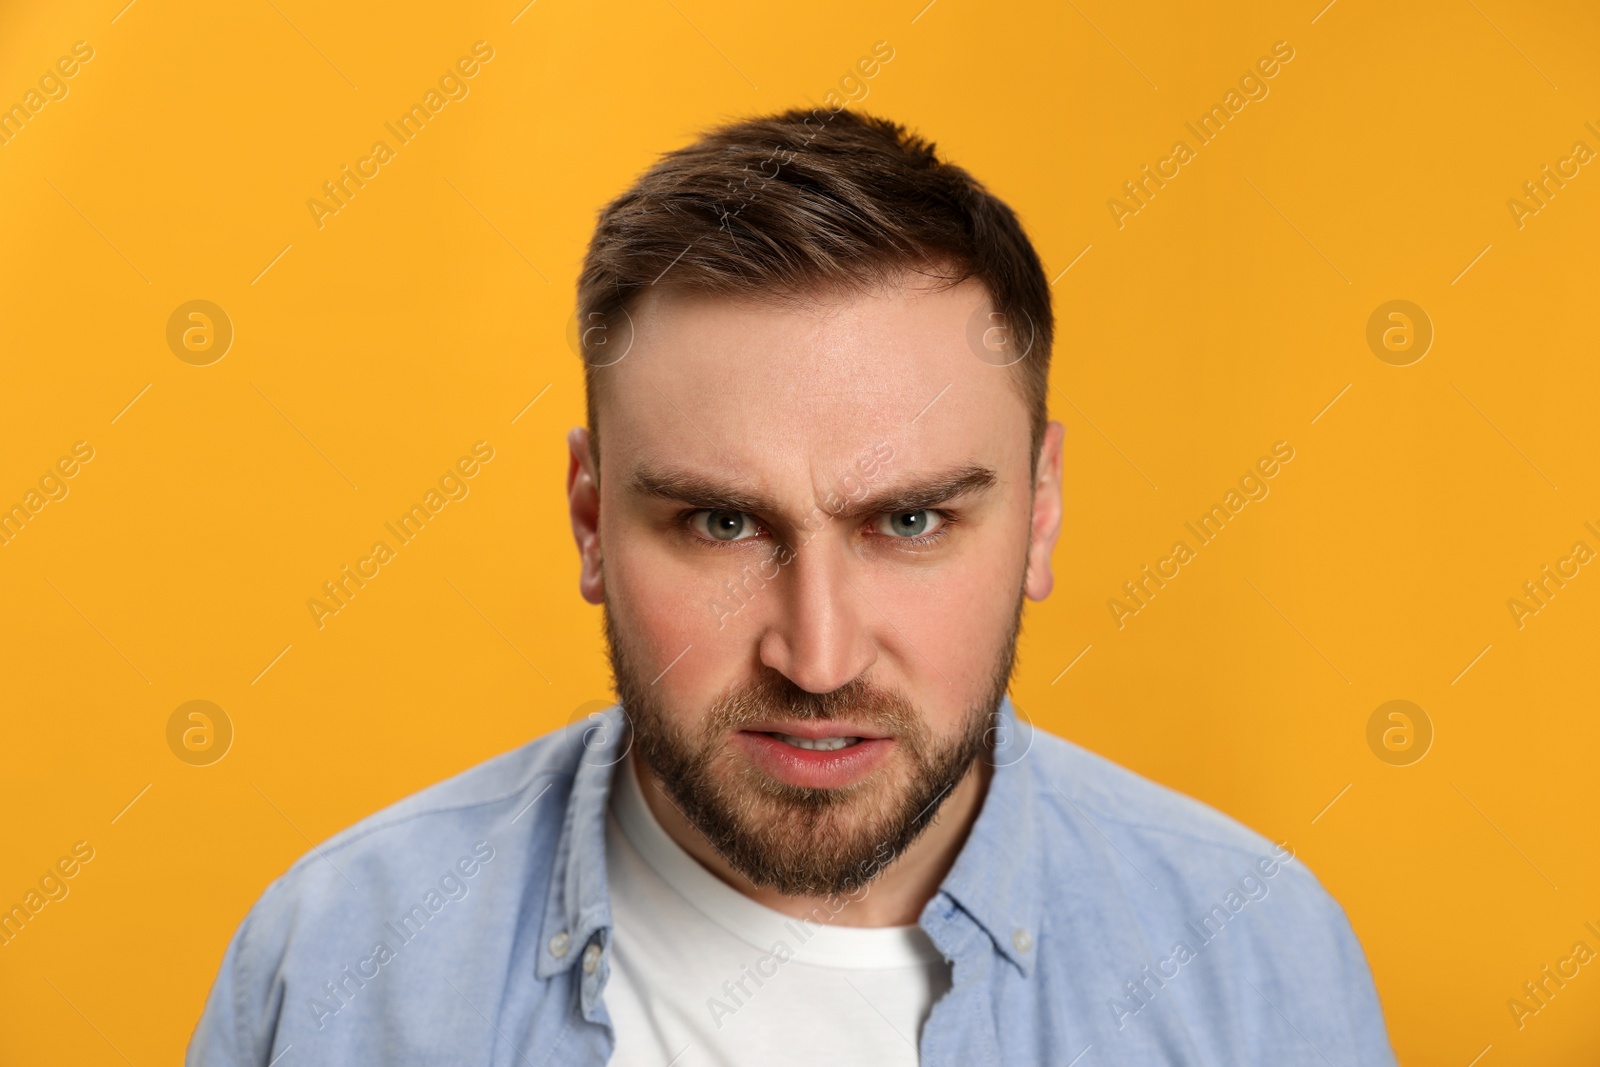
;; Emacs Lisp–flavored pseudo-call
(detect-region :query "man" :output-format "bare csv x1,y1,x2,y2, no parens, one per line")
190,108,1395,1065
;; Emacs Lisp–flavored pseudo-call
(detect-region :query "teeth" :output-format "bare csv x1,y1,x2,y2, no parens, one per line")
775,733,860,752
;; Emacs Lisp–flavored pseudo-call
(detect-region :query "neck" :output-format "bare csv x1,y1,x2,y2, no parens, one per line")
632,753,993,927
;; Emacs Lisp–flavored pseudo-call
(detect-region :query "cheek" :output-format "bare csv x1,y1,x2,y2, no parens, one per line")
859,528,1028,726
603,527,745,705
607,541,701,644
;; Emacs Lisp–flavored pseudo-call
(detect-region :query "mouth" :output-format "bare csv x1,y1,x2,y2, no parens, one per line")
737,719,890,742
731,727,895,789
767,733,861,752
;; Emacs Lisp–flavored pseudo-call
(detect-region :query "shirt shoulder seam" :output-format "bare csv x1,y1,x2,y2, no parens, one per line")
1036,780,1299,867
283,766,576,874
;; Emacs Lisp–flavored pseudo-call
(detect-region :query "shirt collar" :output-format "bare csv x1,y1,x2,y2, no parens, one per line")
535,716,623,980
536,695,1043,979
928,694,1044,977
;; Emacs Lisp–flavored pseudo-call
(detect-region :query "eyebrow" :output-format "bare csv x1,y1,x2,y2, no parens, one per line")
627,463,999,523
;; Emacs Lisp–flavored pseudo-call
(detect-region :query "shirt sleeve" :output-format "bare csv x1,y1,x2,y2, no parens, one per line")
187,892,287,1067
1323,890,1399,1064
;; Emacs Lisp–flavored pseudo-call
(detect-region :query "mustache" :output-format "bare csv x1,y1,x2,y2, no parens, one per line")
706,673,921,733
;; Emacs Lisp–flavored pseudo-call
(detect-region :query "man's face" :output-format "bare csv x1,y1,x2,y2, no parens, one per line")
568,274,1063,896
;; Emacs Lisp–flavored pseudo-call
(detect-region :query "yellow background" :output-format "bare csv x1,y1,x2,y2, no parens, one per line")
2,0,1597,1062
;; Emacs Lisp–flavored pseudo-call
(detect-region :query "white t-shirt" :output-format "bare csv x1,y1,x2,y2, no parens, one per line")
602,751,953,1066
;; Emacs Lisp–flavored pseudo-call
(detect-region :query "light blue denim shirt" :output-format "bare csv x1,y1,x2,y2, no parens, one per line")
189,697,1396,1065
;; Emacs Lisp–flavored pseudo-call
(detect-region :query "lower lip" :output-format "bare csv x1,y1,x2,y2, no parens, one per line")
731,731,895,789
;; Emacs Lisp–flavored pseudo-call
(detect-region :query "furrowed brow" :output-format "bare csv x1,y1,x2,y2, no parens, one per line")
838,465,998,519
627,466,778,515
626,463,998,523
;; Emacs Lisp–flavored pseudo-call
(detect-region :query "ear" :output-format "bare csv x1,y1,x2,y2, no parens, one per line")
567,427,604,605
1024,420,1065,601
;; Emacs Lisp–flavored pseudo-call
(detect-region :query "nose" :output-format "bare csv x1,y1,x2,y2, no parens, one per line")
757,535,877,694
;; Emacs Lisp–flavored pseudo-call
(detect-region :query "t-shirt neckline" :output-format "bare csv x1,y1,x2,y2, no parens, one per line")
609,749,945,969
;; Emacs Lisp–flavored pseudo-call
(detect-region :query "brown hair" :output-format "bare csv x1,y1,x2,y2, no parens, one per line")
576,107,1053,470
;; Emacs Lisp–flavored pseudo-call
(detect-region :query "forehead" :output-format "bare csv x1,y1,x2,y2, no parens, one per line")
595,275,1029,479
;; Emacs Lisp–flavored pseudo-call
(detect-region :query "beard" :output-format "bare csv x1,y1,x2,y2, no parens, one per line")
602,591,1023,898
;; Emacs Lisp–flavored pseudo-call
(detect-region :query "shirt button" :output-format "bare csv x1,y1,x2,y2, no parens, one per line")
548,931,570,958
1012,927,1033,953
582,943,603,975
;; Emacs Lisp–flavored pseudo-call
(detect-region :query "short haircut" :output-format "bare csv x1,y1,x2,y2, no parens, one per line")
576,107,1053,472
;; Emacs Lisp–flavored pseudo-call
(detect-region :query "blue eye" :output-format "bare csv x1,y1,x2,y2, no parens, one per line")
691,509,760,542
876,510,944,538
